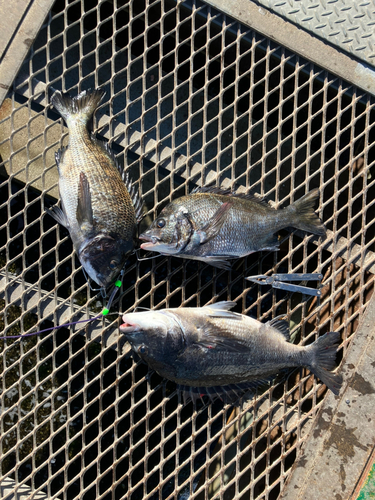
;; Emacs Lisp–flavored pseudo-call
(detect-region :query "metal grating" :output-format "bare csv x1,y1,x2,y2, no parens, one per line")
1,0,375,499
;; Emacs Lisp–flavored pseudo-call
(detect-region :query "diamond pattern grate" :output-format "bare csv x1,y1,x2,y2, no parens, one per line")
0,0,375,499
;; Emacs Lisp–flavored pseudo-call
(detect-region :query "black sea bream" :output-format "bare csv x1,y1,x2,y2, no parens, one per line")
139,187,326,269
120,301,342,403
48,88,142,289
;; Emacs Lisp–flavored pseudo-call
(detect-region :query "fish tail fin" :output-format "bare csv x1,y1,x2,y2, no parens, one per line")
287,189,326,236
51,88,105,125
307,331,343,395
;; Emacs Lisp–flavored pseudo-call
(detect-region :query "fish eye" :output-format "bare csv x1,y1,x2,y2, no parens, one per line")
109,260,118,269
156,219,166,229
138,345,147,355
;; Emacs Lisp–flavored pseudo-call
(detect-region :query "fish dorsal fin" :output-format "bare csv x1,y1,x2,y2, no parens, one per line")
267,315,290,340
125,173,144,223
203,301,237,313
191,186,233,196
229,191,271,206
191,185,271,207
90,134,144,222
76,172,94,231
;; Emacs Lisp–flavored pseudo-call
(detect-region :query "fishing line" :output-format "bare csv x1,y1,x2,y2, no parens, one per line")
135,248,163,262
0,280,122,341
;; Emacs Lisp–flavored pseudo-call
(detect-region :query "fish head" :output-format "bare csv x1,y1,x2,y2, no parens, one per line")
79,234,132,288
119,310,184,362
139,204,194,255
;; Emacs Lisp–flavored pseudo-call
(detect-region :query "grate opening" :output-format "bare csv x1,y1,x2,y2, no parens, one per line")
1,0,375,499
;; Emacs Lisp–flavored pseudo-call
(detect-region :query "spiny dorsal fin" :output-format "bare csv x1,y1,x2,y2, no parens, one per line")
191,186,233,196
90,135,144,222
203,301,237,312
191,185,271,207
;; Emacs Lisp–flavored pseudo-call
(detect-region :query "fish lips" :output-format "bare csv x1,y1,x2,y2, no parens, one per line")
139,232,160,250
119,316,140,336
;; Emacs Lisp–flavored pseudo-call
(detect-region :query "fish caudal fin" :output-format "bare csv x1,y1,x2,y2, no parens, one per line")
308,331,343,395
51,88,105,125
288,189,326,236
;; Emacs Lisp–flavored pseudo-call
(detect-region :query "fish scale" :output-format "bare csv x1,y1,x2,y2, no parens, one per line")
61,133,133,234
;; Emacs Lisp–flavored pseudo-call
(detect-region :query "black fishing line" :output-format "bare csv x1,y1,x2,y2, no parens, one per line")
0,280,122,341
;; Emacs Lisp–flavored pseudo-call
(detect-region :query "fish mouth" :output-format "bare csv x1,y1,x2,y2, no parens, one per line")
139,233,160,249
119,315,140,334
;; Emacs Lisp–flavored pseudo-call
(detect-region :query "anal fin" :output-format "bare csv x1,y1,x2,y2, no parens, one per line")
201,255,233,270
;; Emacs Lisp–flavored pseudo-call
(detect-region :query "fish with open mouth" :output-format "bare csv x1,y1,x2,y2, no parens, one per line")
119,301,342,403
47,88,142,290
139,187,326,269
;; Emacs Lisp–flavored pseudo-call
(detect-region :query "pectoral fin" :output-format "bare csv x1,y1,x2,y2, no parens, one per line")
195,202,232,244
197,335,246,352
76,172,94,231
198,322,246,352
46,205,69,228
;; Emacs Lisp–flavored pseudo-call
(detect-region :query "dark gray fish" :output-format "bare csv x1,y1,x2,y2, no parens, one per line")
139,187,326,269
119,301,342,403
47,88,142,289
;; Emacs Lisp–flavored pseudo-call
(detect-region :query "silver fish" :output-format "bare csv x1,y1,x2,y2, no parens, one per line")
119,301,342,403
139,187,326,269
47,88,142,289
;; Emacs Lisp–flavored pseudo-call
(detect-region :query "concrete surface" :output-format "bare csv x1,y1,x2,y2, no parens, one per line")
204,0,375,96
280,291,375,500
0,0,55,105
